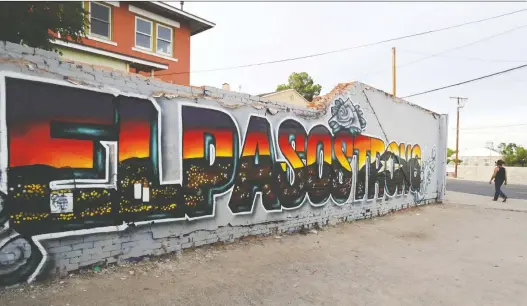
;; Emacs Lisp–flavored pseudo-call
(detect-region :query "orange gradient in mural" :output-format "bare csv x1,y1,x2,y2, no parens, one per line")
241,131,271,157
9,121,95,168
119,121,150,161
334,133,354,171
411,144,422,161
306,131,332,166
354,135,385,169
183,129,234,159
278,133,305,169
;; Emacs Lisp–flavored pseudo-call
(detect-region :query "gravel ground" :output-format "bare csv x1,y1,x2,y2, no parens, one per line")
1,192,527,306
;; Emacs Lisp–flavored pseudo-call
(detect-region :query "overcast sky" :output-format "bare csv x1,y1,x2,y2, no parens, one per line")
175,1,527,151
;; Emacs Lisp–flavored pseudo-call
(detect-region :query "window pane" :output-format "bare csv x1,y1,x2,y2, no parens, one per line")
136,19,151,34
91,3,109,22
157,39,171,54
136,33,151,49
91,19,109,38
158,26,171,41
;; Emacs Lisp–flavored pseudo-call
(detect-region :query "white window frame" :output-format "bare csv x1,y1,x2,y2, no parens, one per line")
135,16,153,51
156,24,173,57
89,2,112,41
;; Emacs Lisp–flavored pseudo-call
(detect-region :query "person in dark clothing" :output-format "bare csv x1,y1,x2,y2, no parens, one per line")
489,159,507,202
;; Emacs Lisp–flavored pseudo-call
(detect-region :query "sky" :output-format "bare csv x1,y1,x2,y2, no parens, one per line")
173,1,527,151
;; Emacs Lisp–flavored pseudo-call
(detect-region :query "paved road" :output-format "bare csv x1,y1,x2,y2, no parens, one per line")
447,179,527,200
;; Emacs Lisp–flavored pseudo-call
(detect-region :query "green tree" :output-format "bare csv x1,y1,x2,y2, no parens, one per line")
276,72,322,102
447,148,462,164
0,2,88,52
499,142,527,167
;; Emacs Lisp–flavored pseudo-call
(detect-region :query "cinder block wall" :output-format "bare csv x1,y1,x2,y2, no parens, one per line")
457,166,527,185
0,41,447,285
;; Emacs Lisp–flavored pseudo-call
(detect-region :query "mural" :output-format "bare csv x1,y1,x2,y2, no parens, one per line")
0,75,436,286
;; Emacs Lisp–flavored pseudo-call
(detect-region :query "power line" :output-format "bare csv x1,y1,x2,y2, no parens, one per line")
360,23,527,80
393,24,527,69
401,63,527,98
451,123,527,130
155,8,527,77
398,49,527,64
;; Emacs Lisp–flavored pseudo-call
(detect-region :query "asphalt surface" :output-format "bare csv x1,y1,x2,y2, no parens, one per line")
447,179,527,200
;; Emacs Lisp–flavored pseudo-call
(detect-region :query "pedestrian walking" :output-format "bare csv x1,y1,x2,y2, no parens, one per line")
489,160,507,202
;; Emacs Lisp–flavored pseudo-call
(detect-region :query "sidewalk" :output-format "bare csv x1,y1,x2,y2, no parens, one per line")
446,190,527,212
2,192,527,306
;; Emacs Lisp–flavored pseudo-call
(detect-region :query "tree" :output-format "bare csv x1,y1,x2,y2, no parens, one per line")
498,142,527,167
447,148,462,164
0,2,89,52
276,72,322,102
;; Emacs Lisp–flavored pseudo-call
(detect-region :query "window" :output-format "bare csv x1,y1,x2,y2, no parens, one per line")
156,24,173,56
135,17,153,50
89,2,111,39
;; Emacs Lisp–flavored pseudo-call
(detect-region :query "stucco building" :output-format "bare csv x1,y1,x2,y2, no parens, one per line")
258,89,310,107
54,1,214,85
458,147,503,166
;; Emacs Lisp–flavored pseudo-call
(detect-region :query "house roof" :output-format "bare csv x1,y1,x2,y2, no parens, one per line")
132,1,215,36
258,88,310,103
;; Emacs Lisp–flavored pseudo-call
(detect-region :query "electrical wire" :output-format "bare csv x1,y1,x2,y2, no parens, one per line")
359,23,527,80
397,49,527,64
451,123,527,130
393,24,527,68
155,8,527,77
401,63,527,98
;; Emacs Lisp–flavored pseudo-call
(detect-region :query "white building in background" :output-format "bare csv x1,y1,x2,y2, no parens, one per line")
458,147,503,166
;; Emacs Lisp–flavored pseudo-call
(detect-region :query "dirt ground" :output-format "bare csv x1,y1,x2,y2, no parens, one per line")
2,192,527,306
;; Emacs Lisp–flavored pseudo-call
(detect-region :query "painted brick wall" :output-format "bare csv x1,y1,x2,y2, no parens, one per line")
0,41,448,286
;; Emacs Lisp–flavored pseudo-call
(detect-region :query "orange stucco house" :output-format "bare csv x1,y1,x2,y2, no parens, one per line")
54,1,214,85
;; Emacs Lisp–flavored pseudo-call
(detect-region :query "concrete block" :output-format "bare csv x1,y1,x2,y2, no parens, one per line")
110,250,123,257
191,87,204,95
99,243,122,252
82,247,102,256
181,242,193,249
69,254,92,264
194,240,206,247
64,250,83,259
79,258,104,267
128,232,153,242
47,245,73,254
34,46,59,59
92,250,111,260
0,62,23,73
5,41,33,55
42,239,62,248
206,237,219,244
72,242,95,251
121,241,141,249
105,256,118,264
60,236,84,246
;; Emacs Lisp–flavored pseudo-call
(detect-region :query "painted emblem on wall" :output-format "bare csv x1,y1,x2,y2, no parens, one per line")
328,98,367,135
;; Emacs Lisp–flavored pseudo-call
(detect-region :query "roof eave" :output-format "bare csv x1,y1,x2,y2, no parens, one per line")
148,1,215,36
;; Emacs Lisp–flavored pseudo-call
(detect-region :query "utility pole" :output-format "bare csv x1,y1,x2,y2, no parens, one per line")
450,97,468,178
392,47,396,97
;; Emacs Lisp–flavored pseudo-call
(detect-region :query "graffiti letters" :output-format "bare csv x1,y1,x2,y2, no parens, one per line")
0,74,437,286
